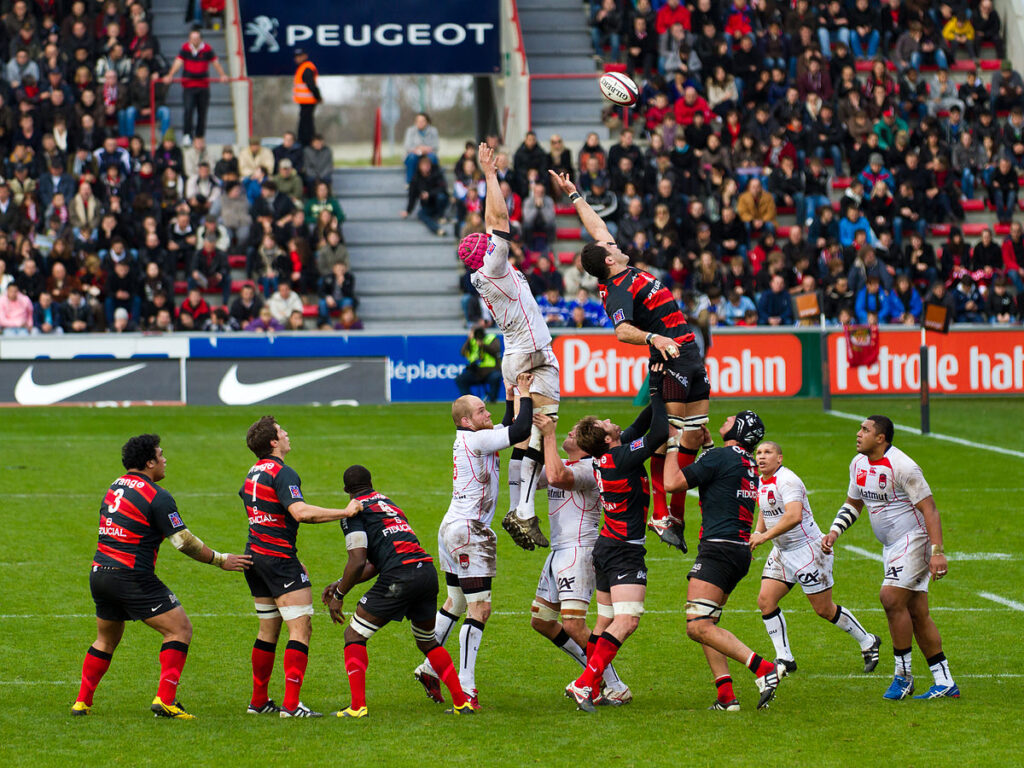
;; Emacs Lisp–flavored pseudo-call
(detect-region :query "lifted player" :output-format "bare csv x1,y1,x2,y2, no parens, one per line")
241,416,355,718
529,413,631,706
550,169,709,553
664,411,783,711
822,415,959,700
459,142,558,551
322,466,474,718
564,365,667,712
72,434,250,719
414,373,535,709
751,441,880,675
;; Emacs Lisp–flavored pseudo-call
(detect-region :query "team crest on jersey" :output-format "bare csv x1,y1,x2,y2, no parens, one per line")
289,485,302,499
168,512,183,528
459,554,470,569
878,473,887,489
612,308,625,323
856,468,868,486
766,490,775,504
486,239,496,254
630,438,644,451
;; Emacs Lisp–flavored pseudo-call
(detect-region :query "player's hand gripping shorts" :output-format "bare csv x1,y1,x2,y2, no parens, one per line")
502,346,560,402
762,540,835,595
438,516,497,578
881,532,931,592
536,546,596,604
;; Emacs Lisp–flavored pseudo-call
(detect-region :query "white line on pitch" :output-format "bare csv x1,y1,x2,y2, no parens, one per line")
826,410,1024,459
978,592,1024,612
842,545,884,562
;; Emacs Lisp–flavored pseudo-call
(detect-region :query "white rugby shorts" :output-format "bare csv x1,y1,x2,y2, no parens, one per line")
536,546,596,605
762,540,834,595
438,516,497,579
502,346,560,402
881,532,931,592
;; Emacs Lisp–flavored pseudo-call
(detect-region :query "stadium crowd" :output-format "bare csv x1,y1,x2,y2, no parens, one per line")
0,1,358,335
443,0,1024,332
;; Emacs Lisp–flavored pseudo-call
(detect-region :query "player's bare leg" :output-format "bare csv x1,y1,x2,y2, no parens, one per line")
650,399,709,552
73,618,125,715
275,586,320,717
758,578,796,671
805,588,880,672
505,391,557,550
248,600,283,714
880,585,915,686
907,590,957,697
567,585,643,711
143,606,195,719
686,579,781,709
409,618,470,713
701,643,740,711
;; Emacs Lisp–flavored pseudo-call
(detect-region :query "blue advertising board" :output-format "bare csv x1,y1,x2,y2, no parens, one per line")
238,0,501,76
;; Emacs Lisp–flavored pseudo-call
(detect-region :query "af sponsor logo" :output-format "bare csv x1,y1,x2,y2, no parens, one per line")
630,438,645,451
168,512,183,528
885,565,904,580
797,570,821,586
557,575,576,592
289,485,302,499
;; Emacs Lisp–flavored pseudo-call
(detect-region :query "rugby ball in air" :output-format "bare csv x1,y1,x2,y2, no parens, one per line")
598,72,639,106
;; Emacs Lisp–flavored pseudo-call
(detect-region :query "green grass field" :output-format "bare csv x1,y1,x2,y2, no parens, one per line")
2,397,1022,767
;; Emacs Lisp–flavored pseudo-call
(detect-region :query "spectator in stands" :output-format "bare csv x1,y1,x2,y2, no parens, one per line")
239,136,274,180
513,131,548,193
546,134,575,193
855,274,892,324
177,287,210,330
402,112,440,184
758,273,794,326
1002,221,1024,292
229,281,263,327
62,288,93,333
104,258,140,326
189,234,231,305
303,134,334,188
719,289,757,326
455,323,502,401
985,276,1017,323
33,291,62,334
317,261,356,327
952,274,985,323
268,280,303,325
109,306,136,334
737,178,777,237
590,0,621,64
989,154,1019,224
162,25,227,146
521,181,557,252
952,131,985,200
0,282,32,334
974,0,1004,58
625,14,658,78
886,272,924,324
219,182,251,251
823,274,855,322
580,172,618,241
563,251,599,298
402,156,448,237
245,304,283,332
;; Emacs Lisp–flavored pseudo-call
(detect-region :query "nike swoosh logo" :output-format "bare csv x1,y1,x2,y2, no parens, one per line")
151,604,162,612
217,364,351,405
14,363,147,405
283,581,294,588
616,574,627,580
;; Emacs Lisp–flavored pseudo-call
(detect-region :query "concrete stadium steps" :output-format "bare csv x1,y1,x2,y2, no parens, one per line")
333,166,462,324
523,31,592,58
518,9,589,35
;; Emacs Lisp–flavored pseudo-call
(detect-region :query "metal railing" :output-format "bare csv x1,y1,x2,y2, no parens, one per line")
497,0,530,149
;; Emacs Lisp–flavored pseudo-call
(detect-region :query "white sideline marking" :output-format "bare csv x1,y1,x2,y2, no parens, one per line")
978,592,1024,612
843,545,884,562
834,548,1017,563
826,410,1024,459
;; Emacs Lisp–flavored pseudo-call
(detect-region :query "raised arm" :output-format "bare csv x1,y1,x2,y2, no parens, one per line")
549,169,614,243
534,413,575,490
479,143,509,234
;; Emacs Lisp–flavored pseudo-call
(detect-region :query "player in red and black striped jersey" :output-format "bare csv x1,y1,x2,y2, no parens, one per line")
664,410,785,711
163,25,227,144
321,466,473,717
560,366,668,711
72,434,250,720
240,416,357,719
550,170,712,554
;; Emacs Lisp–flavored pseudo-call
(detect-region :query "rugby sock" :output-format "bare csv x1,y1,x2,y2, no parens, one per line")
762,608,793,661
602,663,627,691
927,652,954,687
576,633,621,690
894,647,913,678
156,641,189,704
344,641,368,710
458,619,485,693
426,646,467,707
515,446,543,520
77,646,112,706
715,674,736,704
649,454,668,522
250,638,277,708
746,652,775,678
282,640,309,711
586,632,598,662
830,605,872,648
507,448,525,512
435,608,460,647
670,450,696,523
551,629,587,667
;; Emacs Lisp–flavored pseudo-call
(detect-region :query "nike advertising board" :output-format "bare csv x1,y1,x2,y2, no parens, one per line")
0,360,181,405
186,358,388,405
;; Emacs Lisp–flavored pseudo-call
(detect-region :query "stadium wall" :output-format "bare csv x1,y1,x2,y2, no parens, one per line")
0,328,1021,406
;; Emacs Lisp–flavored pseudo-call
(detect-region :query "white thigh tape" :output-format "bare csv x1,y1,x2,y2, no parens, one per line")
255,602,281,620
612,601,645,617
278,603,315,622
597,602,615,619
531,599,560,622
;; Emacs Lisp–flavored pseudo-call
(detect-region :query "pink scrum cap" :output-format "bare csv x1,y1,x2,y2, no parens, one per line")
458,232,489,270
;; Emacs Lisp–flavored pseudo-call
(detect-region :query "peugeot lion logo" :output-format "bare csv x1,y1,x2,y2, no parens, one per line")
246,15,279,52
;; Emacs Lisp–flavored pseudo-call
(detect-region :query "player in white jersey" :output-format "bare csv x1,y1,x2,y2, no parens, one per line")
822,415,959,700
413,373,536,710
458,142,559,552
750,442,880,676
528,413,632,706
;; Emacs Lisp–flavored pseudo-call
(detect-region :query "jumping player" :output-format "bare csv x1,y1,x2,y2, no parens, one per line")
563,365,667,712
664,412,783,711
550,169,710,553
322,466,474,717
529,413,631,706
751,441,880,674
459,142,559,551
822,415,959,700
72,434,250,719
413,373,535,709
241,416,356,718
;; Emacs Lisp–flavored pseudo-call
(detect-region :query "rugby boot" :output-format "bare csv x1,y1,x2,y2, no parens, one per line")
413,663,444,703
708,699,740,711
564,681,596,713
648,517,687,553
862,635,882,673
913,684,960,700
882,675,915,700
279,701,322,718
755,664,782,709
246,700,281,715
151,697,196,720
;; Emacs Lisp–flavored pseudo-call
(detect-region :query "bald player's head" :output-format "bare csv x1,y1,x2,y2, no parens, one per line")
452,395,493,431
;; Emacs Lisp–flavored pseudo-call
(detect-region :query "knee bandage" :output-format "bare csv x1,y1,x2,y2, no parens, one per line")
411,624,436,644
465,589,491,604
531,599,560,622
349,613,381,640
680,415,709,431
597,602,615,619
612,601,645,618
255,601,281,620
446,584,468,616
278,603,314,622
560,600,589,619
685,598,723,622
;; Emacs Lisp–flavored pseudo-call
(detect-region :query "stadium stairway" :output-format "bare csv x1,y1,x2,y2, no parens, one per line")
150,2,237,147
517,0,609,144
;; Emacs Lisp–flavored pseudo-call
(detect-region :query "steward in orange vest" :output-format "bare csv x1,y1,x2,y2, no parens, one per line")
293,49,322,147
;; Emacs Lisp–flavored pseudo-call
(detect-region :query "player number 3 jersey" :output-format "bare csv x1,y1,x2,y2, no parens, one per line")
93,472,187,572
469,231,552,355
847,446,932,547
757,466,822,551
